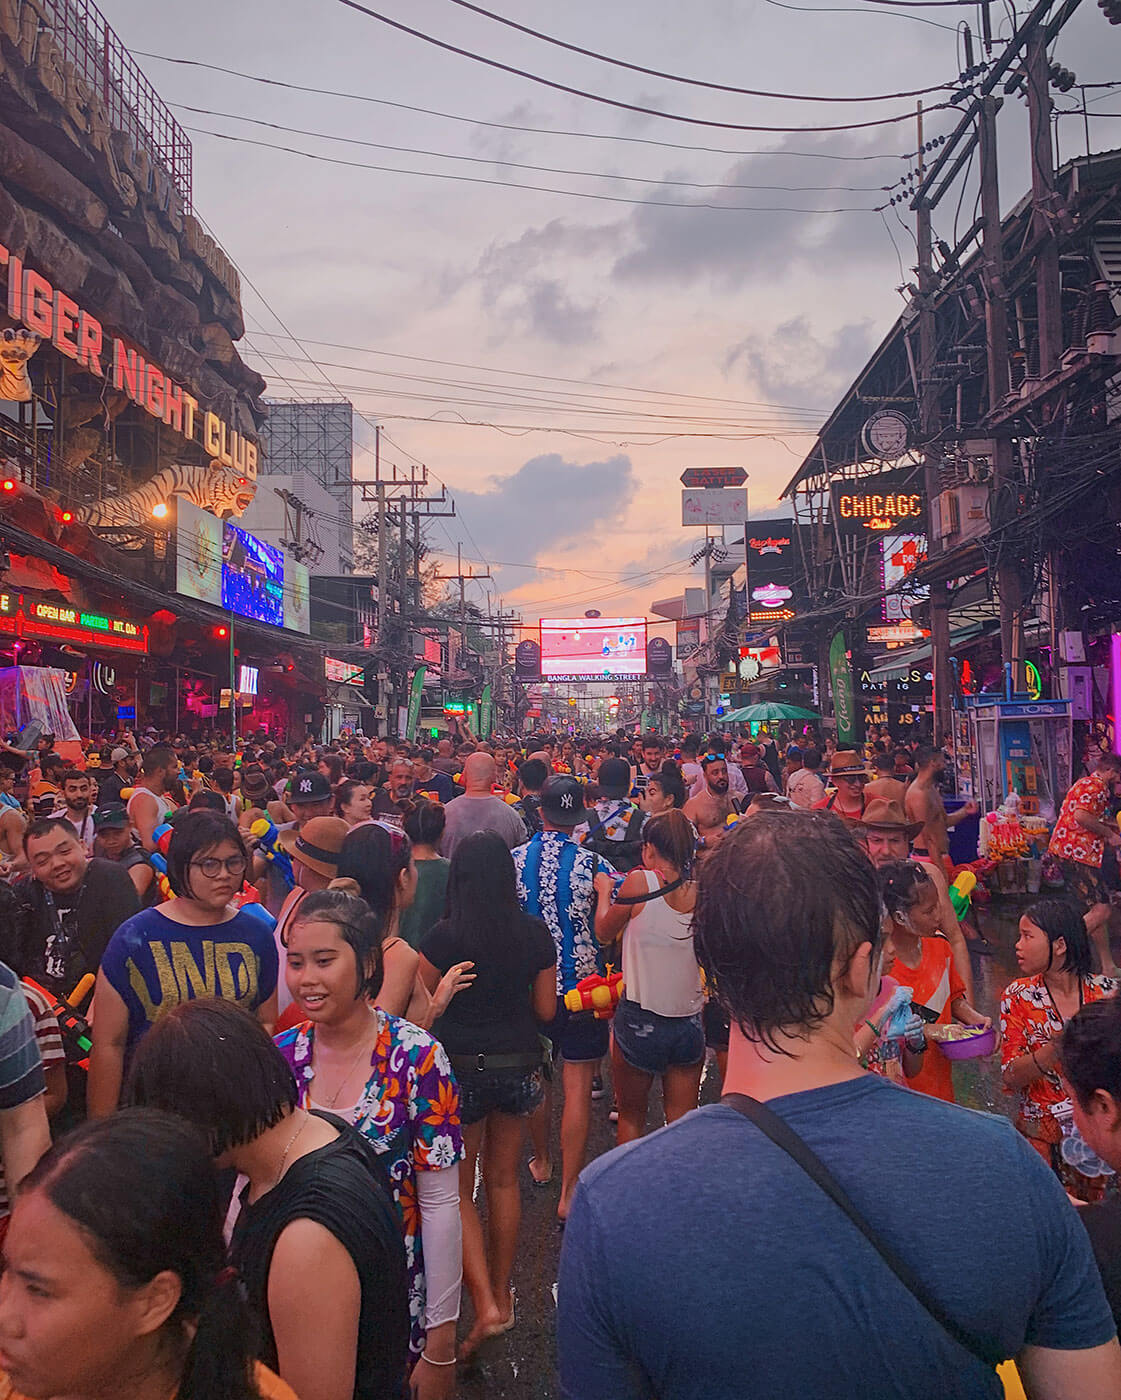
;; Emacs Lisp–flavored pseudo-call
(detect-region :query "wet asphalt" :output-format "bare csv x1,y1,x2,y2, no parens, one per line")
454,899,1038,1398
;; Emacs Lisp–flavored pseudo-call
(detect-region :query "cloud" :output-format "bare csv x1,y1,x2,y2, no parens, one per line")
724,317,876,403
609,132,893,288
453,453,637,591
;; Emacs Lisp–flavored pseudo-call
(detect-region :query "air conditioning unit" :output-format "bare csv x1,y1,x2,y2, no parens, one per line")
1058,666,1093,721
932,484,990,545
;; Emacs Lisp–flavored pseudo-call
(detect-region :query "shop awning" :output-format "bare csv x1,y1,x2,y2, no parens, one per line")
867,621,996,682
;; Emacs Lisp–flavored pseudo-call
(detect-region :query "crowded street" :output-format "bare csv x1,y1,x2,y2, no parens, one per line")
2,0,1121,1397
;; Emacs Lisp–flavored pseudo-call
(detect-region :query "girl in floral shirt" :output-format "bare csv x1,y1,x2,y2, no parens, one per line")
1001,899,1117,1200
276,889,464,1396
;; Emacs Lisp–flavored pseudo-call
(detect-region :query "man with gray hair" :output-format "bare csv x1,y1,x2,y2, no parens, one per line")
441,752,526,858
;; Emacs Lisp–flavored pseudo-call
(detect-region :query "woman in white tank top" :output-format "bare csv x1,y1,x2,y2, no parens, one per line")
593,810,704,1143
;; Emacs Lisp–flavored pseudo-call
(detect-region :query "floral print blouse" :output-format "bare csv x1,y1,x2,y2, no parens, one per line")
1048,771,1111,869
1000,973,1117,1123
275,1009,464,1359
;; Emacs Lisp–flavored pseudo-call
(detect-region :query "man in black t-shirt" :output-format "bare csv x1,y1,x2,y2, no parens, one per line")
14,817,140,996
94,746,139,810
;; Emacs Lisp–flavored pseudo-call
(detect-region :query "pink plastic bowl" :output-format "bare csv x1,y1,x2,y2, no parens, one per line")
936,1026,997,1060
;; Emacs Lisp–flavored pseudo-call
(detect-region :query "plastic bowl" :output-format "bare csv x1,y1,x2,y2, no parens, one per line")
935,1025,997,1060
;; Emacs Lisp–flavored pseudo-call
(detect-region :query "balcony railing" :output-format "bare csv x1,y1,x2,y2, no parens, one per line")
38,0,192,213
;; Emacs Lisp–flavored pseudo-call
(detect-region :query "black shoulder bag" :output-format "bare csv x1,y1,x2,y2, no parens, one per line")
722,1092,1002,1372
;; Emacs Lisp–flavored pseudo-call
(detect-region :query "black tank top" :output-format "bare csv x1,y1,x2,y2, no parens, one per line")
230,1113,409,1400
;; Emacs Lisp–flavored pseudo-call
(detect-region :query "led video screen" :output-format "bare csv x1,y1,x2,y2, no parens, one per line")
540,617,647,680
222,523,284,627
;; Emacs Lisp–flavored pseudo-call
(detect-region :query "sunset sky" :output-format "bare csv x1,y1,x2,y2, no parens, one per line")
104,0,1121,635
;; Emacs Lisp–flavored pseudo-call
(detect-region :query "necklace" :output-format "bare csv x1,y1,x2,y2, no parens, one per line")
317,1014,376,1108
272,1112,310,1188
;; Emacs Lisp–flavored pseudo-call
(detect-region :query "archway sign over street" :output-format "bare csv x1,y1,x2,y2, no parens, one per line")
680,466,748,488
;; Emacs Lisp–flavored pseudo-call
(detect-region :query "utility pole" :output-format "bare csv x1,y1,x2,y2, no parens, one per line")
973,27,1022,688
1025,28,1063,380
915,102,952,744
376,480,389,737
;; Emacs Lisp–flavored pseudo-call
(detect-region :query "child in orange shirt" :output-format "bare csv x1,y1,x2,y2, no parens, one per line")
880,860,992,1102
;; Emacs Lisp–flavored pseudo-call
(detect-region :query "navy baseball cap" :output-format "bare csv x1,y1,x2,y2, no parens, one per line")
540,774,586,827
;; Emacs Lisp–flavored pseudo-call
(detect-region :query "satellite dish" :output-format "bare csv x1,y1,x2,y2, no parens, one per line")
584,609,601,618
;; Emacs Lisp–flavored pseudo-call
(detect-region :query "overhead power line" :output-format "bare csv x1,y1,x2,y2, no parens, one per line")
171,103,896,192
331,0,952,132
441,0,954,101
248,330,830,413
137,51,906,160
186,126,886,212
759,0,960,30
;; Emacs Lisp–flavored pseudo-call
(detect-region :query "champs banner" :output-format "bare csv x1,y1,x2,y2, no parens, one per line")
829,631,858,747
405,666,426,741
479,683,493,740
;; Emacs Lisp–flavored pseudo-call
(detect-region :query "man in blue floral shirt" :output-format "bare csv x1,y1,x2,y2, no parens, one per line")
514,774,620,1222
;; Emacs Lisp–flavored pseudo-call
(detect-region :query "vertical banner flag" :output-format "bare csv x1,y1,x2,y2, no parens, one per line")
405,666,426,741
479,683,493,740
829,631,857,747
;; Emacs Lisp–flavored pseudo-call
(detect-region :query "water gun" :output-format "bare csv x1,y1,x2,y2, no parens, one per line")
564,968,624,1019
150,822,175,902
948,870,977,922
250,816,294,888
23,973,94,1070
232,900,277,938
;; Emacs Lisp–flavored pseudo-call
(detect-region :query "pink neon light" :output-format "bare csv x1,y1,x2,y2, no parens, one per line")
1111,633,1121,756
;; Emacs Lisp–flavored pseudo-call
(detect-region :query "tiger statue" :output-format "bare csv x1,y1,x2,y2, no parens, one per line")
0,328,42,402
75,462,256,527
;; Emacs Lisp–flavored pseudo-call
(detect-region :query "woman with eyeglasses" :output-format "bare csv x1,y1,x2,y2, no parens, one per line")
87,811,279,1117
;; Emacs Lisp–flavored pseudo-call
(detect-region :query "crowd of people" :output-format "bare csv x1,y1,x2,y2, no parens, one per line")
0,717,1117,1397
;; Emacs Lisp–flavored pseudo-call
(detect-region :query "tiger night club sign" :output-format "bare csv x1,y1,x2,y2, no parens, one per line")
0,245,258,478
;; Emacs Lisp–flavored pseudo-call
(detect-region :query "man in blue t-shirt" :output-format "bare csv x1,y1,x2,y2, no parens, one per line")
557,807,1121,1400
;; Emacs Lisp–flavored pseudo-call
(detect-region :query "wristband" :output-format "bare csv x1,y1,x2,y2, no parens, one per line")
864,1020,881,1038
420,1353,457,1367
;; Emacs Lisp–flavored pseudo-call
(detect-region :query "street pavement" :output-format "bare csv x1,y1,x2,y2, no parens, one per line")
457,901,1027,1397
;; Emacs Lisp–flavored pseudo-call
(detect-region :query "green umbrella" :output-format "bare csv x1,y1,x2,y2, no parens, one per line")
723,702,820,723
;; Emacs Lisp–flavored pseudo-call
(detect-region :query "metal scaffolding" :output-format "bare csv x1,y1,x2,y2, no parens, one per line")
260,402,354,571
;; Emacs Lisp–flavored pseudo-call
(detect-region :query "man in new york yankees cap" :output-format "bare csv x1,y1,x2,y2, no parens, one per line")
513,772,623,1224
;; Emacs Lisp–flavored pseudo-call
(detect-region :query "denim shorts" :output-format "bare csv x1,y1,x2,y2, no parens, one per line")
543,1005,610,1064
457,1068,544,1126
613,996,705,1076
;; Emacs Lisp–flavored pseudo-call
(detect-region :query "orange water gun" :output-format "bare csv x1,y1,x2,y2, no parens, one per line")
564,968,624,1019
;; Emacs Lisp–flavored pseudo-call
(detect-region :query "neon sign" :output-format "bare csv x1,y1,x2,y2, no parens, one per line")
0,592,147,653
832,471,926,536
0,247,257,478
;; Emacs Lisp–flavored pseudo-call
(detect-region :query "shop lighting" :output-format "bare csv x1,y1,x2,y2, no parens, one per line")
2,480,15,492
151,502,169,520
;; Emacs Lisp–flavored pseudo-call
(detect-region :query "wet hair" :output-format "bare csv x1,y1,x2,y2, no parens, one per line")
334,779,368,818
681,733,700,757
336,822,413,925
60,768,91,787
518,758,549,791
142,745,175,776
642,735,666,751
1024,899,1094,979
913,745,941,770
802,748,823,771
693,810,884,1054
21,1110,257,1400
1062,997,1121,1109
444,831,526,961
647,762,686,809
700,753,727,770
126,1000,298,1158
165,812,248,899
872,752,896,773
642,809,696,875
878,860,933,922
319,753,345,785
1098,752,1121,775
187,790,228,814
211,768,234,795
197,755,214,776
22,816,80,853
288,889,385,1000
403,798,446,848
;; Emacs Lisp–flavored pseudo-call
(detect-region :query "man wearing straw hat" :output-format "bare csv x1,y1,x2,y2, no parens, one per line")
812,751,871,823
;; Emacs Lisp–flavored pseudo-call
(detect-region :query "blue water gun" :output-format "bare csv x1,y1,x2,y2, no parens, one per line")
250,816,295,888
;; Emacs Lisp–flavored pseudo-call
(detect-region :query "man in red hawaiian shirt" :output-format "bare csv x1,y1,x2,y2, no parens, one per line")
1048,752,1121,974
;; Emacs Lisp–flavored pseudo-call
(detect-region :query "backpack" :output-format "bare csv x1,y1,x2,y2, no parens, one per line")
582,803,646,873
